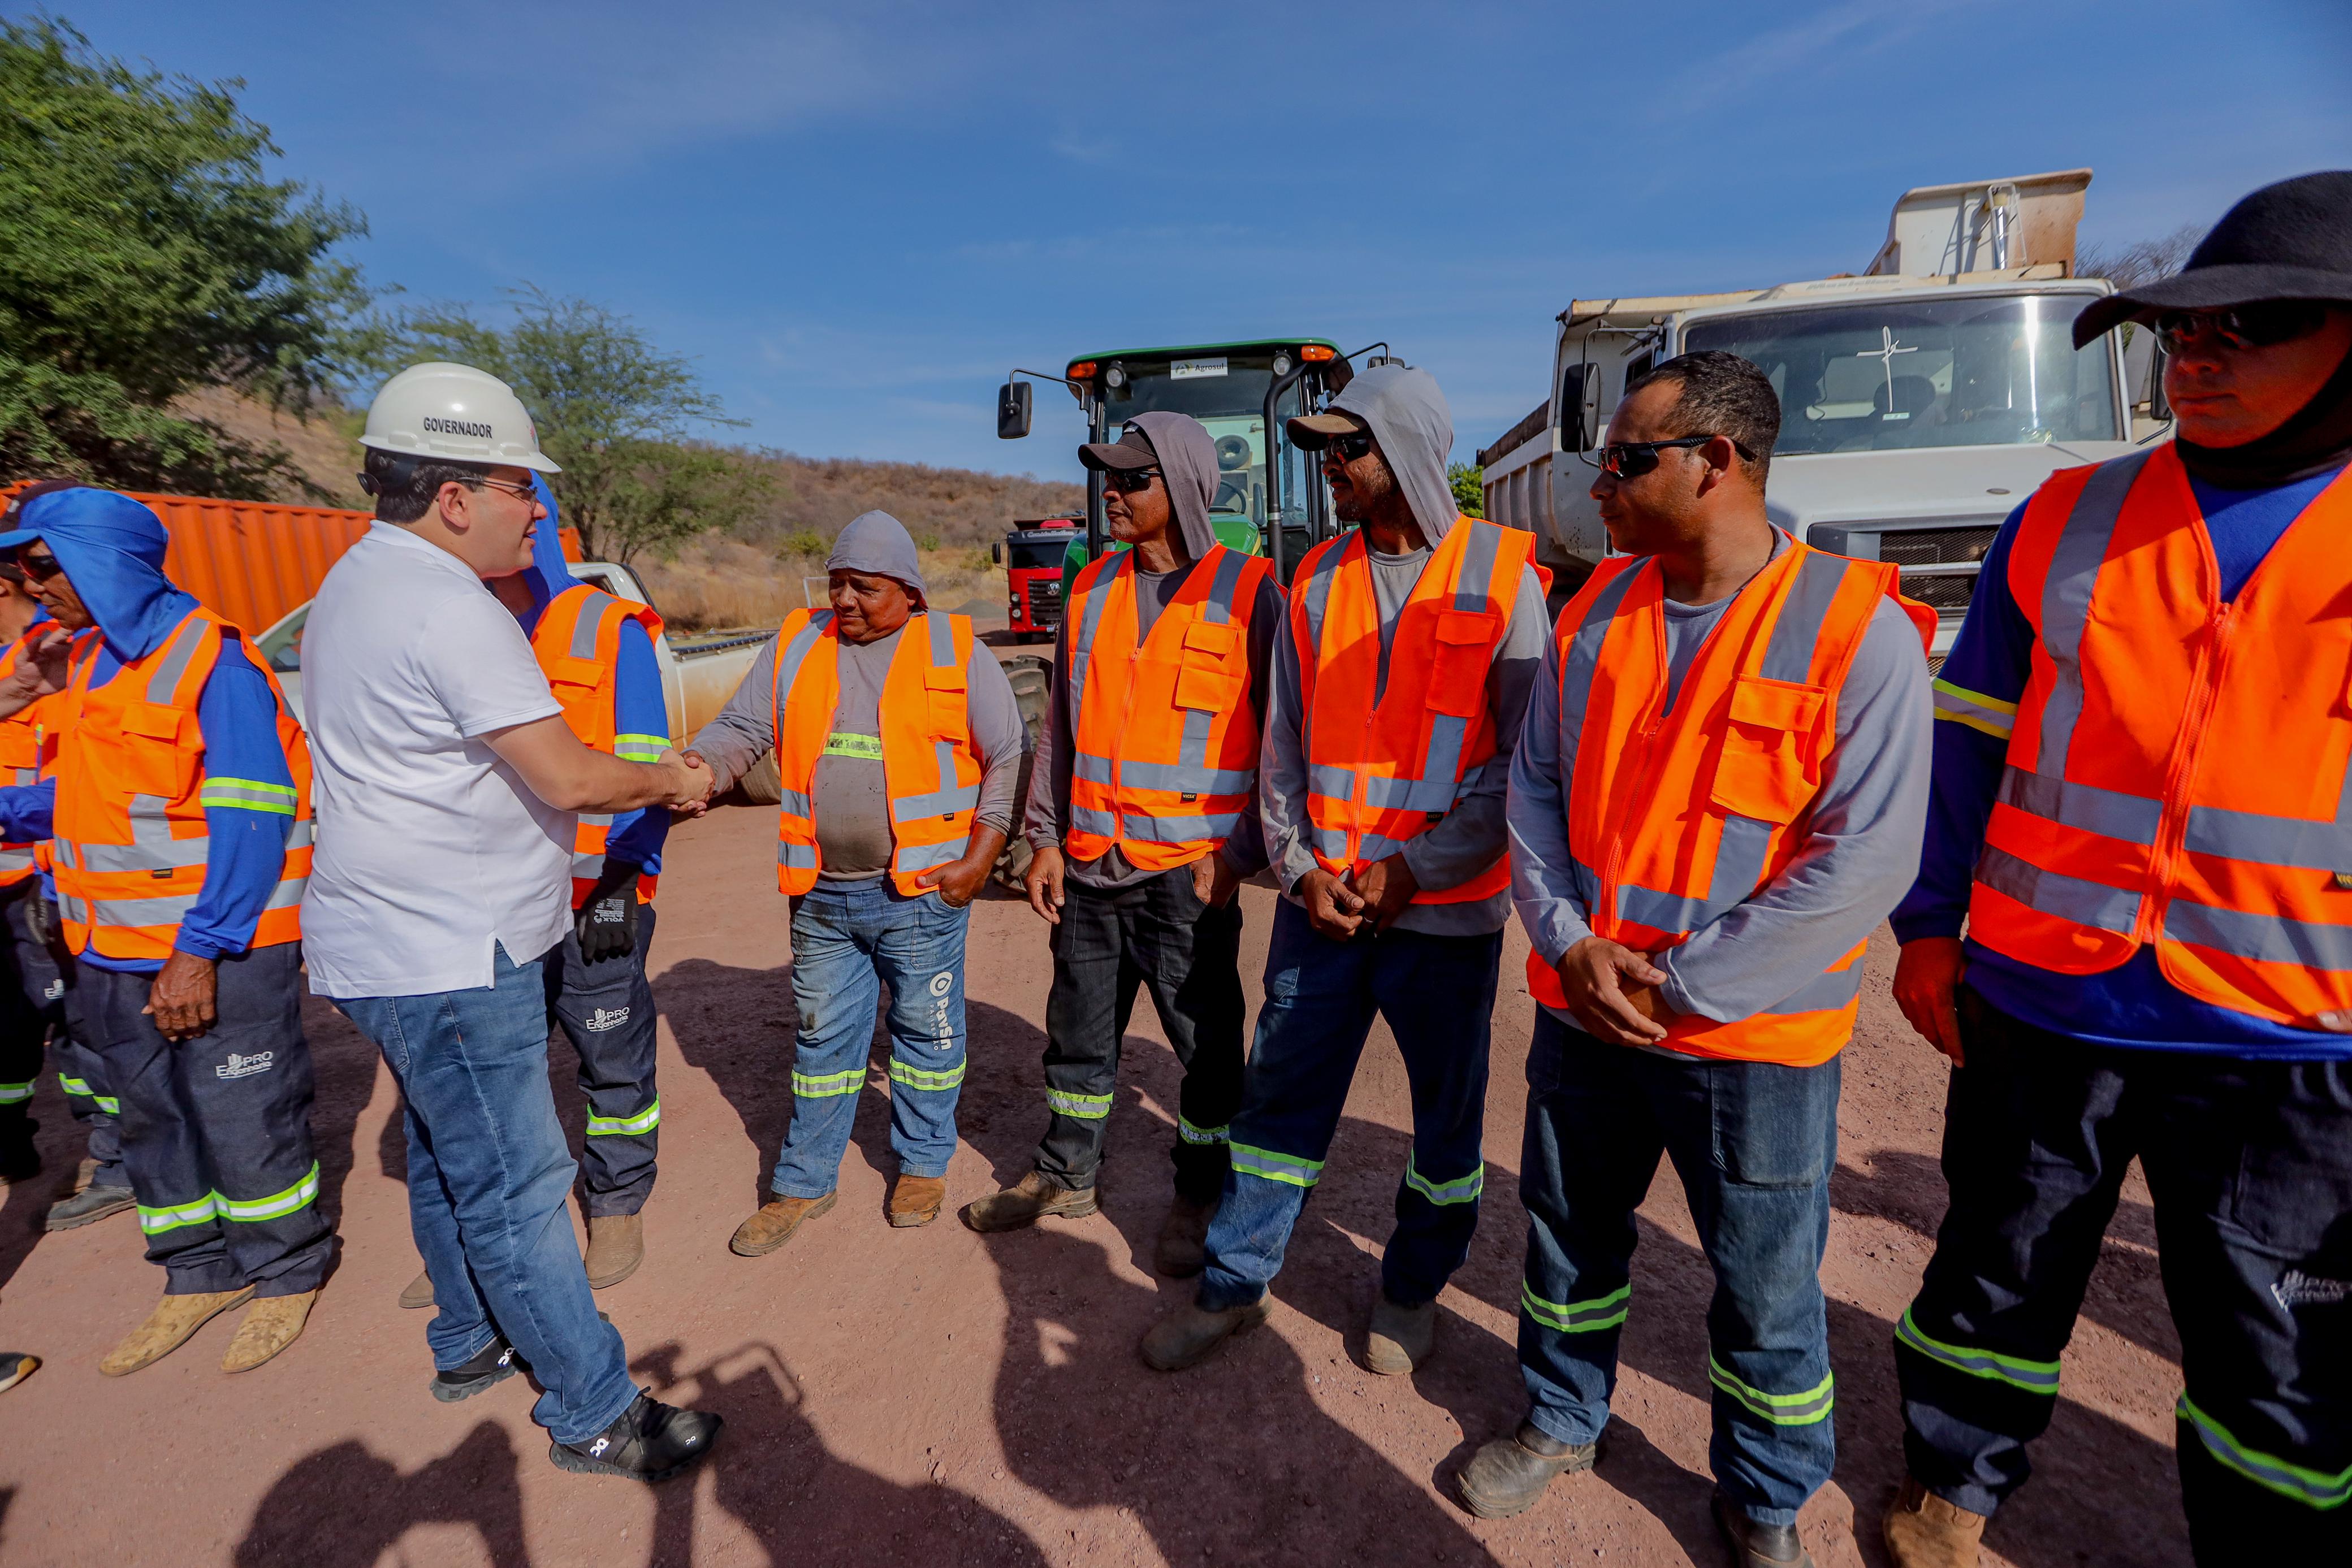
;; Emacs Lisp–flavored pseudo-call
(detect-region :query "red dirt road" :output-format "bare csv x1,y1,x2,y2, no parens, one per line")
0,804,2189,1566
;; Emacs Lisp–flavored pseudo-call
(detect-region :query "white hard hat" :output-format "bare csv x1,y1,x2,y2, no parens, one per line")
358,361,561,473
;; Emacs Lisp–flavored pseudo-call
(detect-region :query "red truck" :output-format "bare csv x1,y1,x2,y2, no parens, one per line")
992,513,1082,643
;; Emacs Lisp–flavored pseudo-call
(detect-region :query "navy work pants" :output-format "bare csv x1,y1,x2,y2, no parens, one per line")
3,882,123,1186
0,880,54,1141
1517,1011,1841,1527
1897,991,2352,1557
1195,900,1499,1313
81,942,330,1297
543,904,660,1217
1036,866,1245,1205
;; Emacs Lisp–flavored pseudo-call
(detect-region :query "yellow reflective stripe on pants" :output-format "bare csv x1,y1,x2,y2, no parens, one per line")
217,1162,321,1223
1229,1141,1324,1188
1403,1156,1484,1205
1896,1307,2061,1395
2178,1394,2352,1509
586,1098,661,1136
1521,1281,1629,1333
0,1080,32,1104
1047,1088,1111,1119
889,1060,966,1091
1177,1116,1229,1145
1707,1358,1834,1426
139,1193,220,1234
793,1068,863,1097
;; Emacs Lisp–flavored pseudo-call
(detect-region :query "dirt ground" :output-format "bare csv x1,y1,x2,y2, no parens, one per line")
0,805,2191,1567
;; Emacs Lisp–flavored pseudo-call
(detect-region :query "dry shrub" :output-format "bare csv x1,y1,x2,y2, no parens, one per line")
640,536,1006,634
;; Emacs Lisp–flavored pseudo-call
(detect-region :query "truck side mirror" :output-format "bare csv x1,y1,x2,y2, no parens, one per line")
991,542,1002,565
997,381,1032,440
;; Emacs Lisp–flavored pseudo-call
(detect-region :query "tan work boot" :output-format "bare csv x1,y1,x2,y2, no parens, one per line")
887,1175,947,1228
1139,1297,1271,1371
100,1287,254,1376
729,1192,836,1257
398,1267,435,1310
1153,1195,1216,1278
585,1213,646,1288
221,1290,317,1373
1360,1292,1437,1376
63,1156,96,1199
1882,1474,1986,1568
961,1170,1099,1233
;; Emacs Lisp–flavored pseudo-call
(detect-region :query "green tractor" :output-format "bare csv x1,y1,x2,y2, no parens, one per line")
996,337,1386,588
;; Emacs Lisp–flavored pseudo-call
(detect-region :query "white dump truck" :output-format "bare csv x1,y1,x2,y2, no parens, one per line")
1478,170,2170,660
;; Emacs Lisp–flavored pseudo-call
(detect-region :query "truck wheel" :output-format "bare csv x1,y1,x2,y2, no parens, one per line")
993,653,1052,892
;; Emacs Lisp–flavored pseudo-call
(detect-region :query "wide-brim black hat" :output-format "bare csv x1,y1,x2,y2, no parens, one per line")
2074,170,2352,347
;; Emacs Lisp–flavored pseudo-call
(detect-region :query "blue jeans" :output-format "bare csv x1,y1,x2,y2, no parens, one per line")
771,879,970,1197
1196,900,1499,1313
1518,1010,1840,1526
333,943,637,1446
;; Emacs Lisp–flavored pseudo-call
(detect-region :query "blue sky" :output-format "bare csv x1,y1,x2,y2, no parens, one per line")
45,1,2352,482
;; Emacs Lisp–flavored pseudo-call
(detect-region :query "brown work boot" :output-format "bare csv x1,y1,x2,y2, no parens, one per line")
1360,1292,1437,1376
100,1287,255,1376
888,1174,948,1228
1153,1195,1216,1277
585,1213,646,1288
398,1267,435,1310
1139,1297,1271,1371
1882,1474,1986,1568
729,1192,836,1257
221,1290,317,1373
961,1170,1098,1233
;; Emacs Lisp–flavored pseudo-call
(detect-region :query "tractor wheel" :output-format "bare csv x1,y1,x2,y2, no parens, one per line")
734,748,784,807
993,652,1052,891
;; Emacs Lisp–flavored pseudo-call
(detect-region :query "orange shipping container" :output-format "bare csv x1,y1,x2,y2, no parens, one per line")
0,483,372,636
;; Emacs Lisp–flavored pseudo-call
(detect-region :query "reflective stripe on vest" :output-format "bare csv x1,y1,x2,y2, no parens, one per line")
51,610,311,961
1295,516,1529,903
1065,545,1268,869
1966,447,2352,1024
770,609,982,897
531,584,665,908
1525,539,1929,1065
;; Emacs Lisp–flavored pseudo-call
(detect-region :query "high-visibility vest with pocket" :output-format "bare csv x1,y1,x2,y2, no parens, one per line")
531,583,667,908
769,608,983,898
1063,544,1274,872
1292,515,1533,905
51,608,311,961
0,627,63,889
1525,539,1934,1065
1964,446,2352,1025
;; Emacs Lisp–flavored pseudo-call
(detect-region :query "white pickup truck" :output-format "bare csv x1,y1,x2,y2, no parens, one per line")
1478,170,2169,662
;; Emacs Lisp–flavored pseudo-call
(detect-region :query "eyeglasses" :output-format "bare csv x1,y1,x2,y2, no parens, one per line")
462,477,541,503
14,550,63,584
1584,435,1757,480
1105,467,1162,494
1320,431,1378,463
2154,302,2329,355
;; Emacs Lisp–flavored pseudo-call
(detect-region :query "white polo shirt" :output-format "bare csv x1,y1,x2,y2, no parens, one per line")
300,522,573,998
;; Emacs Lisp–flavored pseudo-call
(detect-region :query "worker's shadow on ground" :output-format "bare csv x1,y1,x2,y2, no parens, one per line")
232,1418,530,1567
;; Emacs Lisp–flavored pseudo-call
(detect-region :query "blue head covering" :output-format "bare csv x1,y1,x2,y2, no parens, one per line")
507,473,576,625
0,488,199,660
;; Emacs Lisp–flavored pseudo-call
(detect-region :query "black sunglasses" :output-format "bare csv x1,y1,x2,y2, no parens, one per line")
1319,431,1378,463
1585,435,1757,480
12,549,63,584
1105,466,1163,494
2154,302,2329,356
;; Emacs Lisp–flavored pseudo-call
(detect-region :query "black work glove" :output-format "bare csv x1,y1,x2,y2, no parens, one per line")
576,863,642,965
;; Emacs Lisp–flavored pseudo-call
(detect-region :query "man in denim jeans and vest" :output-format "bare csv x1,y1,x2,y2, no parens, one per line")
302,363,720,1484
1471,352,1931,1568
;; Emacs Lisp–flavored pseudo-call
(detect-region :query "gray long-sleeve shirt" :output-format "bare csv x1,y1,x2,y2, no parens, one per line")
1023,560,1285,889
1262,547,1551,937
1506,561,1931,1023
688,617,1026,881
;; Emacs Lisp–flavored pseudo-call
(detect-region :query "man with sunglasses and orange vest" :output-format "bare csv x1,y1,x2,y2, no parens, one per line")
1138,364,1550,1377
1885,174,2352,1566
686,510,1024,1245
0,487,331,1378
1463,351,1932,1563
964,412,1282,1275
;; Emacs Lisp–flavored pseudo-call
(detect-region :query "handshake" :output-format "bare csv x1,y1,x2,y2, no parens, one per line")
655,747,717,814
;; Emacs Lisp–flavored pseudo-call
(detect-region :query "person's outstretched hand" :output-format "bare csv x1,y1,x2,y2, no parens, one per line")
664,748,715,815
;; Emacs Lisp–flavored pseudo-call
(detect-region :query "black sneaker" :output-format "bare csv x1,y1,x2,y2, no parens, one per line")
430,1335,529,1403
549,1393,723,1483
0,1352,38,1393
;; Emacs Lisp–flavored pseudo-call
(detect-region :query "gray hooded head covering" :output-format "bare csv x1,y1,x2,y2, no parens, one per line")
1080,410,1220,560
827,509,927,604
1321,364,1459,544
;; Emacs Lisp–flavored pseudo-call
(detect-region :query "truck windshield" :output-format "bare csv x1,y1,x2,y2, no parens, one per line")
1007,538,1073,571
1681,294,2120,454
1105,354,1294,542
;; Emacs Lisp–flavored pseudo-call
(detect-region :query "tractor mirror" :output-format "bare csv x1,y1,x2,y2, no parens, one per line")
991,542,1003,565
997,381,1032,440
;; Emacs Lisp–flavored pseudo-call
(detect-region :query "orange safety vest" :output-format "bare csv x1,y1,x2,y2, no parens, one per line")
1063,544,1274,872
50,608,311,962
1525,539,1934,1065
769,608,984,898
1965,446,2352,1025
0,626,62,889
1291,515,1533,904
530,583,667,908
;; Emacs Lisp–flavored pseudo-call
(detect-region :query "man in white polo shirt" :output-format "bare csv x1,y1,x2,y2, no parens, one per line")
302,362,721,1484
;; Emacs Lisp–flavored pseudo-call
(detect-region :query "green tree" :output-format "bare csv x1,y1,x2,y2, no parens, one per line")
1449,462,1485,519
0,18,373,496
394,288,766,562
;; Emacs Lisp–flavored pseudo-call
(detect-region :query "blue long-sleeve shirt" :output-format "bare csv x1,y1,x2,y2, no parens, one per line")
1890,461,2351,1058
600,617,671,879
0,635,297,973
